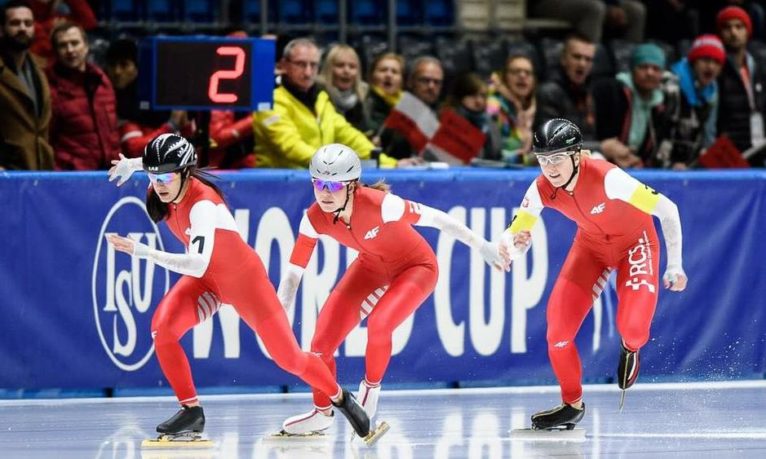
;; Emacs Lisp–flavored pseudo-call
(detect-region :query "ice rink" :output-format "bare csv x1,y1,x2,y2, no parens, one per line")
1,380,765,459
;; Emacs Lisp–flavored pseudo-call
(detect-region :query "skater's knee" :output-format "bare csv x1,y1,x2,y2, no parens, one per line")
152,327,182,346
366,317,394,342
546,330,576,350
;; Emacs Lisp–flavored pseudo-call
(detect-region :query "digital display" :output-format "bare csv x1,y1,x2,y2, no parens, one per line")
140,37,275,111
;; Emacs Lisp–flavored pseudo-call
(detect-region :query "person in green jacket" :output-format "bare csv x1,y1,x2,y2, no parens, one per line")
254,38,399,168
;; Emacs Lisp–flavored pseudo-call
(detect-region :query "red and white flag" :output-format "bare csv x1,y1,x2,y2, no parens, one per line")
383,92,440,154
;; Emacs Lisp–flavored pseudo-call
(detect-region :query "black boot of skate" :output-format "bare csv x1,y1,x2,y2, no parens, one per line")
531,403,585,430
617,343,640,390
157,405,205,434
332,389,371,438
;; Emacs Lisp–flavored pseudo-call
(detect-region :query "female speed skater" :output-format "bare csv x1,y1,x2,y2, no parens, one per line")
497,118,688,430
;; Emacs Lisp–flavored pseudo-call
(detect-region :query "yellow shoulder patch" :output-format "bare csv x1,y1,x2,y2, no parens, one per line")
629,184,661,214
509,210,538,233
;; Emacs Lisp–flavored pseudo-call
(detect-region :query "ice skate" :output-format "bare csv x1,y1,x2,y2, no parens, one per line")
510,403,586,441
357,380,381,419
142,406,213,448
271,408,335,439
618,342,640,410
333,389,388,446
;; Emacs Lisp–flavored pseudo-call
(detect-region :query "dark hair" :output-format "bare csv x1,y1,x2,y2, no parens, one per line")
563,32,594,48
445,72,486,108
146,169,226,222
1,0,32,24
50,21,87,50
105,37,138,66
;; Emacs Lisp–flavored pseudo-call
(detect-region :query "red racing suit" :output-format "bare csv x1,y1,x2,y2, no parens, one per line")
141,178,343,405
507,157,684,404
285,186,439,409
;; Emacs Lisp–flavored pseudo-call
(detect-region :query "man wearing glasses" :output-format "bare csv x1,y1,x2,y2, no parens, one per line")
497,118,688,431
254,38,396,169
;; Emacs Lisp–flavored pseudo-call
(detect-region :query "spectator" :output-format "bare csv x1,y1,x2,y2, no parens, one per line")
319,44,371,135
380,56,444,160
662,34,725,169
364,53,405,142
29,0,96,66
443,72,501,161
253,38,397,168
715,5,766,166
47,21,119,170
527,0,645,43
536,33,598,146
104,38,192,158
593,43,670,168
207,28,255,169
0,0,53,170
487,54,538,164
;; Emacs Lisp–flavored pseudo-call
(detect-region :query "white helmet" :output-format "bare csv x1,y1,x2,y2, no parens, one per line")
309,144,361,182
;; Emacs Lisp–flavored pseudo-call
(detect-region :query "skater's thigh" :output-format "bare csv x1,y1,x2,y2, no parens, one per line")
152,276,216,340
312,262,388,353
366,263,437,335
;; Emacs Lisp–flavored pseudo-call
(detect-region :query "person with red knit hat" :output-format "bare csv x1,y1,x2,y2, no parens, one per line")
662,34,726,169
715,5,766,167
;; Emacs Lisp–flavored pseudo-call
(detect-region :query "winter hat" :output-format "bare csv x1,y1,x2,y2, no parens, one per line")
716,6,752,37
687,34,726,65
631,43,666,69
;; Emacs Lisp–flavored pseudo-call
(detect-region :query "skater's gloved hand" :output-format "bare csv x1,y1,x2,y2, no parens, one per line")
106,234,150,258
108,154,142,186
662,265,687,292
480,240,508,271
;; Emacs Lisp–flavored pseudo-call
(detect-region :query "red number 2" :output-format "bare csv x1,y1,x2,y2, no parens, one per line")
208,46,245,103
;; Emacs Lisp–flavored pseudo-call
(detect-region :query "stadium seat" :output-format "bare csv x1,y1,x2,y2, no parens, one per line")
316,0,339,24
425,0,455,27
609,39,636,73
538,37,563,78
243,0,277,25
349,0,385,25
591,43,615,81
397,35,434,65
110,0,144,22
278,0,311,25
472,38,509,78
145,0,179,23
397,0,423,26
435,36,473,80
352,34,389,75
184,0,218,23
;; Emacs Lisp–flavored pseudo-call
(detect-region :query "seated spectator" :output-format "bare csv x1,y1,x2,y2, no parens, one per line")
527,0,645,43
47,21,119,170
662,34,725,169
715,6,766,167
441,72,501,162
364,53,405,142
380,56,444,159
104,38,192,157
29,0,96,66
0,0,53,170
207,28,255,169
319,44,371,135
537,33,598,145
253,38,397,168
593,43,670,168
487,54,538,164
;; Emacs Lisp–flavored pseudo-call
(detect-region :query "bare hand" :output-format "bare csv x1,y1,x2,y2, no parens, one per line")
106,234,135,255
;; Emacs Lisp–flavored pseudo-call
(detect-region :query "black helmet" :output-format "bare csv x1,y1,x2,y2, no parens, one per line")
143,133,197,173
532,118,582,155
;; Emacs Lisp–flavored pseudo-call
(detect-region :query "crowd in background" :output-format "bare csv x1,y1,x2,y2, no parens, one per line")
2,0,766,172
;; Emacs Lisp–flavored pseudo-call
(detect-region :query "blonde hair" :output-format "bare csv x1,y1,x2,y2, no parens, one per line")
319,44,367,101
368,52,405,82
360,179,391,193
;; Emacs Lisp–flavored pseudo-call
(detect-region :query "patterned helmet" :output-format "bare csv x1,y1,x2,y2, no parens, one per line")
142,134,197,173
532,118,583,155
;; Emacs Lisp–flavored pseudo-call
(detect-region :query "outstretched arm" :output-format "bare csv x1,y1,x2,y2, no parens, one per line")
381,194,505,270
604,168,687,291
108,154,143,186
278,214,319,313
497,181,545,267
106,200,217,278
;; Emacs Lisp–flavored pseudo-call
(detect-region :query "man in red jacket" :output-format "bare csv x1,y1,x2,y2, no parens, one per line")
47,21,119,170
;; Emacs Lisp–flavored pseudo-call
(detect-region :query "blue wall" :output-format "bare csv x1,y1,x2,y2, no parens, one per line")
1,168,764,393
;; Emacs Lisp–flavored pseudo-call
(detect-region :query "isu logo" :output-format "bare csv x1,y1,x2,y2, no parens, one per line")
92,196,169,371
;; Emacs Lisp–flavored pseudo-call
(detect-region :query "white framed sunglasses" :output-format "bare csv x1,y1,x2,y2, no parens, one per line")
535,151,577,166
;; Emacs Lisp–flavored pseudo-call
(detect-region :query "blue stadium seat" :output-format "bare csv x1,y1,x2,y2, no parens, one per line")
145,0,179,23
472,38,509,78
425,0,454,27
110,0,144,22
184,0,218,23
397,0,423,26
349,0,384,25
278,0,311,24
316,0,339,24
243,0,277,24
